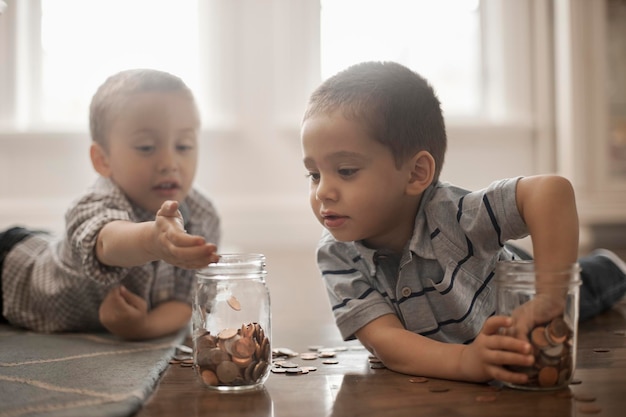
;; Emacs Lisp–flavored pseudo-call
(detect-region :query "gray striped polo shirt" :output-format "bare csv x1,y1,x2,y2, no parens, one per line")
316,177,528,344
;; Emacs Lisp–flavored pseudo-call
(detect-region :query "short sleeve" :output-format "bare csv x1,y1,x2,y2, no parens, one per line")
317,235,395,340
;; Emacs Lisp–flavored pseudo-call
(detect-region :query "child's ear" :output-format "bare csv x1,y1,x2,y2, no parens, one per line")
90,142,112,177
406,150,435,196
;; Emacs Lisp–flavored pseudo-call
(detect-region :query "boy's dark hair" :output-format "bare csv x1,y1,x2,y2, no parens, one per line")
89,68,195,148
303,61,447,182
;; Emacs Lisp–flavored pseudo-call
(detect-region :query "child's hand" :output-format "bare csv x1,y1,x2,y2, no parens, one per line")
153,200,220,269
460,316,534,383
506,293,566,342
99,285,148,339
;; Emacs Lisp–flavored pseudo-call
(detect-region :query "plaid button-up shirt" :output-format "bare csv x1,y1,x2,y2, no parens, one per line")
1,177,220,333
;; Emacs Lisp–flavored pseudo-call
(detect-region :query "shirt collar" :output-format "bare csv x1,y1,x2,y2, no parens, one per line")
354,181,439,274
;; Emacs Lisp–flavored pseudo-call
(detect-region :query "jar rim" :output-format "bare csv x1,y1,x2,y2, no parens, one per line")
197,253,266,278
495,260,582,284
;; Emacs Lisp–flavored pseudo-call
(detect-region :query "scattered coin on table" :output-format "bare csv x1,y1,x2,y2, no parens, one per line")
300,352,319,360
577,404,602,414
475,394,497,402
554,390,574,398
574,393,597,403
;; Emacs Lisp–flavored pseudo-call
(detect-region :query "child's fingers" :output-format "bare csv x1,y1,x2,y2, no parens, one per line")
168,231,209,248
119,285,147,311
488,364,530,385
482,315,513,335
169,245,220,269
157,200,180,217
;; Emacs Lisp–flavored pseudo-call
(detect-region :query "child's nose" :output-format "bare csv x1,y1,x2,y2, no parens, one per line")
158,149,179,173
315,178,336,201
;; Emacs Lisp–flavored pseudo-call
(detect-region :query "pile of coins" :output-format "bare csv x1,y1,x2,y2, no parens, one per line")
509,316,574,388
194,322,270,387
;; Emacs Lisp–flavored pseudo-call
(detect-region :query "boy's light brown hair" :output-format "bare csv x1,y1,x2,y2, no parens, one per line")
89,69,195,148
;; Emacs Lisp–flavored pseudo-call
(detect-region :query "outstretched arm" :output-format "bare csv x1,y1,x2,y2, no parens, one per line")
356,314,533,383
95,200,219,269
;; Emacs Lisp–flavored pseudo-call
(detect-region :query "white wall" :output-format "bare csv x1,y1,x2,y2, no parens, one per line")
1,0,623,255
0,123,539,254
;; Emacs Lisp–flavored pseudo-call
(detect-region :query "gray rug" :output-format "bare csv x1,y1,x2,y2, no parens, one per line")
0,324,185,417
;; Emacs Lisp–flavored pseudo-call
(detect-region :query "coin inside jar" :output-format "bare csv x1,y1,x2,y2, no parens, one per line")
195,322,271,388
507,317,574,389
547,316,569,344
506,316,574,389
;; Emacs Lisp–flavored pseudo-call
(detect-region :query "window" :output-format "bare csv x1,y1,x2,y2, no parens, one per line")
321,0,481,117
0,0,537,131
0,0,556,246
42,0,200,128
1,0,199,130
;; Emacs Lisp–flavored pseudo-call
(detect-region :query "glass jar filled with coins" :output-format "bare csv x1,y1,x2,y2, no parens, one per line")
495,260,581,391
193,254,271,391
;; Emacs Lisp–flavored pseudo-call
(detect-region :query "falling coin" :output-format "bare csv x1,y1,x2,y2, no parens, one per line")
322,359,339,365
592,348,610,353
227,295,241,311
409,377,429,383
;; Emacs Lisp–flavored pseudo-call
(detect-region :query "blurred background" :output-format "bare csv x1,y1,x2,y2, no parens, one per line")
0,0,625,347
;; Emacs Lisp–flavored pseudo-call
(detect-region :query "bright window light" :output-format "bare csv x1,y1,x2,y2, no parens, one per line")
320,0,481,117
40,0,199,127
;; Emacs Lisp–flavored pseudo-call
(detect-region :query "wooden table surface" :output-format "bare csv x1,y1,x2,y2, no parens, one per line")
135,300,626,417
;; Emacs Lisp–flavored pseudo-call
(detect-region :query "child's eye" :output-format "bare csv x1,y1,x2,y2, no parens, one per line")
338,168,359,177
176,144,194,152
306,172,320,182
135,145,155,154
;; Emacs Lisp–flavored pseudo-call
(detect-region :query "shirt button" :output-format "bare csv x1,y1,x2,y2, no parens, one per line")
401,287,412,297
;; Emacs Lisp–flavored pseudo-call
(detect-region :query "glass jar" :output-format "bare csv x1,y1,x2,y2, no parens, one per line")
192,254,271,391
495,260,581,390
